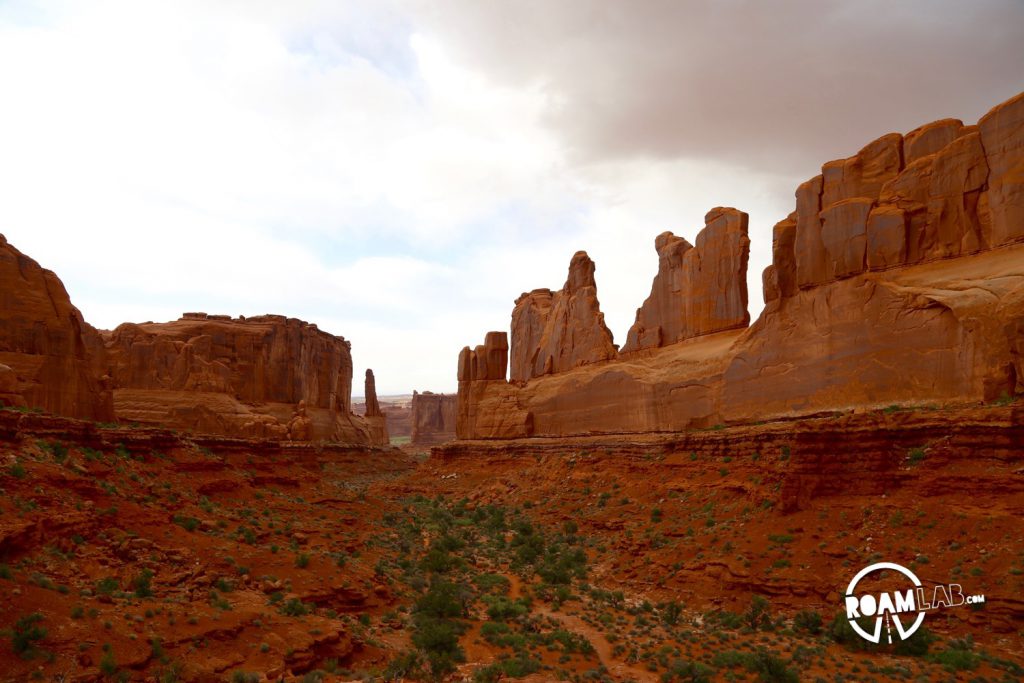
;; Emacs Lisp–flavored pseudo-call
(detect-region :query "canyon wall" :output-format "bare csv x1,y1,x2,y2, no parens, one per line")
0,235,113,421
457,90,1024,439
410,390,457,445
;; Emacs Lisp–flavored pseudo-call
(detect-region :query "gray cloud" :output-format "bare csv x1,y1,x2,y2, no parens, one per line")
414,0,1024,178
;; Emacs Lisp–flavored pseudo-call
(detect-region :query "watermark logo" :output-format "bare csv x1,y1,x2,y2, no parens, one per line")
844,562,985,644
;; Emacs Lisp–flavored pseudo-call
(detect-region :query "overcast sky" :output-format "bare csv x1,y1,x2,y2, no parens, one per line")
1,1,1021,395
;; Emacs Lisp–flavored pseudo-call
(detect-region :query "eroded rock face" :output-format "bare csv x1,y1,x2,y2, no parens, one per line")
510,251,617,381
410,390,457,445
457,332,532,439
364,369,382,417
0,235,113,420
979,91,1024,246
457,90,1024,440
104,313,373,442
623,208,750,353
362,369,389,446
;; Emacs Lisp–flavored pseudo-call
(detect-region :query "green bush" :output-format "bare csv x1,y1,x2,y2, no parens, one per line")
173,515,200,532
661,659,712,683
415,580,466,620
793,609,822,635
133,569,154,598
411,617,465,679
279,598,312,617
7,613,46,658
473,654,541,681
660,601,683,626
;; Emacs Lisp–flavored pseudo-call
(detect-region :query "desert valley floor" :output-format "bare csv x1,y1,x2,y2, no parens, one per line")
1,403,1022,682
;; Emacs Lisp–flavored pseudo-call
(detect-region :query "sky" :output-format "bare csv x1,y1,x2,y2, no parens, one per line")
1,0,1021,395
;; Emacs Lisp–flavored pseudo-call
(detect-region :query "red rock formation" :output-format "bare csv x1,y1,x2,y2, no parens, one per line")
362,369,389,445
457,90,1024,440
623,208,750,352
457,332,532,439
979,91,1024,246
410,390,457,445
102,313,380,442
0,235,113,420
510,251,617,381
364,369,382,417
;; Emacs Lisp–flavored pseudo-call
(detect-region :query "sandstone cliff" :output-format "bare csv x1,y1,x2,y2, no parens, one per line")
623,207,750,352
410,390,457,445
510,251,617,381
0,235,113,421
457,90,1024,439
104,313,380,443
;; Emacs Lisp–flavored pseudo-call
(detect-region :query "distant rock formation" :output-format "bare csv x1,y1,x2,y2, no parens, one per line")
410,390,456,445
364,369,381,417
0,235,113,421
510,251,617,381
623,208,750,352
458,90,1024,439
103,313,374,441
0,235,385,446
362,369,389,445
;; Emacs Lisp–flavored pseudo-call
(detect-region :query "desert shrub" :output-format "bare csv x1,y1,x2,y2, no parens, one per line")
173,515,200,532
473,654,541,681
133,569,154,598
6,613,46,658
661,659,713,683
660,601,683,626
793,609,822,635
279,598,311,617
483,595,530,621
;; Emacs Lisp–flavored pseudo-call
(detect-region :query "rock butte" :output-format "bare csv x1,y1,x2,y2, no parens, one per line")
410,390,457,445
458,90,1024,439
0,238,387,446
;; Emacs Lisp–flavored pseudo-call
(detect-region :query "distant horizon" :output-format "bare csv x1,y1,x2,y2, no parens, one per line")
3,1,1021,396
